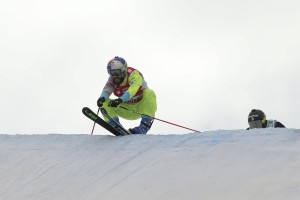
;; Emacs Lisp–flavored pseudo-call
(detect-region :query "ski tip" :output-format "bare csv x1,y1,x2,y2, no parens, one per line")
82,107,89,111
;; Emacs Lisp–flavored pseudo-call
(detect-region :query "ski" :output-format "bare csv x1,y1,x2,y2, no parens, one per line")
82,107,129,136
99,107,131,135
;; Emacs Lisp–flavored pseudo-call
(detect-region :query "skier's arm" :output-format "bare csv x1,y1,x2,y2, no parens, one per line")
119,70,143,102
100,77,115,101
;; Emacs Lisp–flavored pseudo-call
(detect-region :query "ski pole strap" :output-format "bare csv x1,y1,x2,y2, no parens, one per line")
118,106,201,133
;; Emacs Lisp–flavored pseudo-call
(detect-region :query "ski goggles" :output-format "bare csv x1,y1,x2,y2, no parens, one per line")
248,120,263,129
108,69,122,77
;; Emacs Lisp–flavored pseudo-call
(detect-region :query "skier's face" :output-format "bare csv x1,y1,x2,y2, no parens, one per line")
112,76,124,84
248,120,263,129
108,67,126,85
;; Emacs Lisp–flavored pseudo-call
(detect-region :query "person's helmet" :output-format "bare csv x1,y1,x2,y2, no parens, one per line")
248,109,266,129
107,56,127,78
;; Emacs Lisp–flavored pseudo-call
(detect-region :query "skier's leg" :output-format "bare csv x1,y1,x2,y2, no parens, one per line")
102,100,140,121
129,89,157,134
107,116,120,129
102,88,156,133
136,88,157,117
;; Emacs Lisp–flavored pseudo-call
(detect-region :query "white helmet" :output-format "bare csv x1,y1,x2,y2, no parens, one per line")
107,56,127,78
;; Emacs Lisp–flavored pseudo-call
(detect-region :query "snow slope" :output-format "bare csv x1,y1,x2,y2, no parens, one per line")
1,129,300,200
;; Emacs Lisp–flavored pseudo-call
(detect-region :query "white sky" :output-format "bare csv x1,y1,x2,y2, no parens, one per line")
0,0,299,134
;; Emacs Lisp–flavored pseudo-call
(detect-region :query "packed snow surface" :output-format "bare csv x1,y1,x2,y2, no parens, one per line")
1,129,300,200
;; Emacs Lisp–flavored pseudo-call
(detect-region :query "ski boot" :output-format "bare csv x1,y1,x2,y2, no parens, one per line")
129,116,153,134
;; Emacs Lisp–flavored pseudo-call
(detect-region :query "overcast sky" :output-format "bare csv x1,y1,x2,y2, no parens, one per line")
1,0,299,135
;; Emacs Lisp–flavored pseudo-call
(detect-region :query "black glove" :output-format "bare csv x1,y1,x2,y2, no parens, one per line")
97,97,105,107
108,98,122,107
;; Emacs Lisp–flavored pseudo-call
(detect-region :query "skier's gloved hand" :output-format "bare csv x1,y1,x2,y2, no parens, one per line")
108,98,122,107
97,97,105,107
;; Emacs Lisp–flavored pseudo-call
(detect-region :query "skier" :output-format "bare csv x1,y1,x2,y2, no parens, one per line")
97,56,157,134
247,109,285,130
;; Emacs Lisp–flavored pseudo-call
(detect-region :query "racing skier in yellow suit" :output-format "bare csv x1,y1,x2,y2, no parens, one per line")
97,56,157,134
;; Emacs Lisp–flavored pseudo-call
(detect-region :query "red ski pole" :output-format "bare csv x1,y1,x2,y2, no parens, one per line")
118,106,201,133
